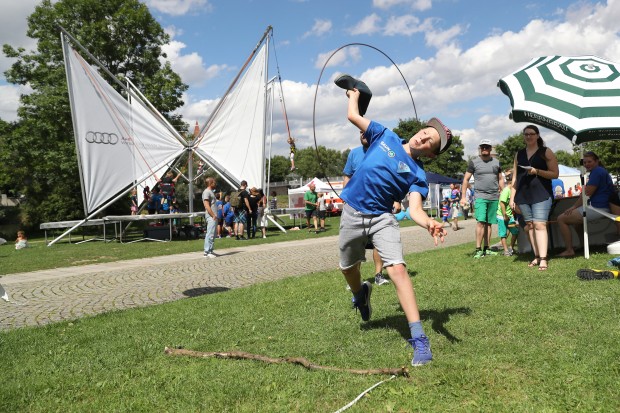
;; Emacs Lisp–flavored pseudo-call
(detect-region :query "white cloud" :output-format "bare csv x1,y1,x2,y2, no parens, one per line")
351,14,438,39
0,85,21,122
373,0,432,12
459,114,574,158
164,25,184,39
349,13,382,36
314,46,362,69
0,0,38,122
275,1,620,157
424,24,465,48
302,19,332,38
382,15,422,36
144,0,212,16
0,0,38,76
161,40,229,87
175,93,218,128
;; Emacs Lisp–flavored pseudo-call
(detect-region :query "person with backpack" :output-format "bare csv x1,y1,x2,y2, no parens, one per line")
158,170,182,203
231,180,251,240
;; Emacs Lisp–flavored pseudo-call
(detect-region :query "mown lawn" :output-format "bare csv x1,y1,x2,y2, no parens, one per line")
1,241,618,412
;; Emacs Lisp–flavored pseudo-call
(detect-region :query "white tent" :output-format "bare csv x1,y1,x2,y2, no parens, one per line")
193,36,269,190
63,36,186,215
287,178,343,209
50,26,285,245
557,164,581,192
48,29,188,245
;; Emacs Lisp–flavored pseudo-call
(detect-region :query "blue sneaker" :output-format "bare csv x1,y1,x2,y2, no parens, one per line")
607,257,620,268
408,335,432,366
351,281,372,321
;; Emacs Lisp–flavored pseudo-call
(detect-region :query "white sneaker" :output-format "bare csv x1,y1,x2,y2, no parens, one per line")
262,235,267,238
204,253,217,259
374,273,390,285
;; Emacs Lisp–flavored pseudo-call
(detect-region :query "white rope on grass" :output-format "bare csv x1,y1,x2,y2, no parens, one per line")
333,374,396,413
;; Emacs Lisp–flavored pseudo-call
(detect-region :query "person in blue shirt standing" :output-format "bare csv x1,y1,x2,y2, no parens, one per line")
343,131,395,286
222,194,235,237
339,86,452,366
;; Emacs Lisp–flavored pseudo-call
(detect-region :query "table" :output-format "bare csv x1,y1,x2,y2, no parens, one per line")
40,219,120,244
104,212,206,243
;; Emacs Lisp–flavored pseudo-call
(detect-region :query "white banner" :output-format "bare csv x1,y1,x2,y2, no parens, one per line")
195,43,267,190
64,42,184,213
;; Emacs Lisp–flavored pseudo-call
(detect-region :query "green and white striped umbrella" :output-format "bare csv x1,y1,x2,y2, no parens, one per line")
498,55,620,144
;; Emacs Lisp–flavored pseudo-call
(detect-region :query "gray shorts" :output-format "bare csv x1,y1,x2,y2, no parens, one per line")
339,204,404,270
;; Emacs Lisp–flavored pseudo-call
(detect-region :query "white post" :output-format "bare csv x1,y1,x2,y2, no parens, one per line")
579,144,590,259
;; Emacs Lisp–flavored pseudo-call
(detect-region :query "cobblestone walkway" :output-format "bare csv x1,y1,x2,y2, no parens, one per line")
0,220,475,330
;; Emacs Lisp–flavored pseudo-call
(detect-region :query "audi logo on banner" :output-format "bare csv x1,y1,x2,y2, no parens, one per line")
85,131,119,145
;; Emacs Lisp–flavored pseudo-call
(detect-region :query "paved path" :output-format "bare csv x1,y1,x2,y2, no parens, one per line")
0,220,475,330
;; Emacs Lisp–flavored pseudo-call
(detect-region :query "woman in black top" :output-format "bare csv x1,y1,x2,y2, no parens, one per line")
247,187,261,238
509,125,559,271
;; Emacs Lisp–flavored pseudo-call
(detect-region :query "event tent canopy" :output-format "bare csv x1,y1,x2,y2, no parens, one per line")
426,172,460,184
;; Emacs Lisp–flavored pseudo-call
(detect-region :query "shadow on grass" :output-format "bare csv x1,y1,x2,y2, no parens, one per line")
362,307,471,343
212,251,242,257
183,286,230,297
422,307,472,343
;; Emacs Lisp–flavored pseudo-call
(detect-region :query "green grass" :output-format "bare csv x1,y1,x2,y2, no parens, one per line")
1,242,619,412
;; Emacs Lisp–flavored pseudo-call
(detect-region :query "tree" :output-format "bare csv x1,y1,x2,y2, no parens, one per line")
1,0,187,226
583,141,620,177
555,150,579,167
266,155,290,183
0,119,16,191
295,146,346,178
494,134,526,170
393,117,467,177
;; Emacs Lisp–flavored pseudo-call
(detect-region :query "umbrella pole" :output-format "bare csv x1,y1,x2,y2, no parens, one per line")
578,144,590,259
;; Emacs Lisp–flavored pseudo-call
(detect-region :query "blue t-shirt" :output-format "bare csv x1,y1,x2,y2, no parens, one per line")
223,202,234,222
343,146,367,177
340,121,428,214
215,200,224,219
587,165,613,208
149,193,163,210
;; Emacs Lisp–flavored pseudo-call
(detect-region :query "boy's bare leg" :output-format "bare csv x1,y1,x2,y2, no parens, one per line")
342,263,362,293
386,264,420,323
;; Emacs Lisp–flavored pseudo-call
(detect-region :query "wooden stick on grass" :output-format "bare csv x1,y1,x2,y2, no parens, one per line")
164,347,409,377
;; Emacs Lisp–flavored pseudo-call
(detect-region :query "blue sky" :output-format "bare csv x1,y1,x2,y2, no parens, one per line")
2,0,620,158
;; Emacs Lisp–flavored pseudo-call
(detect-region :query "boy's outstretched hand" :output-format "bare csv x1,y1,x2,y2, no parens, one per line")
427,220,447,246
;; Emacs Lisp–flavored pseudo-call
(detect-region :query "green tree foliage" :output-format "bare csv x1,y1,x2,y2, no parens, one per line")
494,134,526,170
583,141,620,177
393,117,467,178
1,0,187,226
266,155,290,182
554,150,580,167
295,146,346,178
0,119,16,191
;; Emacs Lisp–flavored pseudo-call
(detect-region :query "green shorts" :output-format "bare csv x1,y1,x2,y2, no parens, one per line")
474,198,499,224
